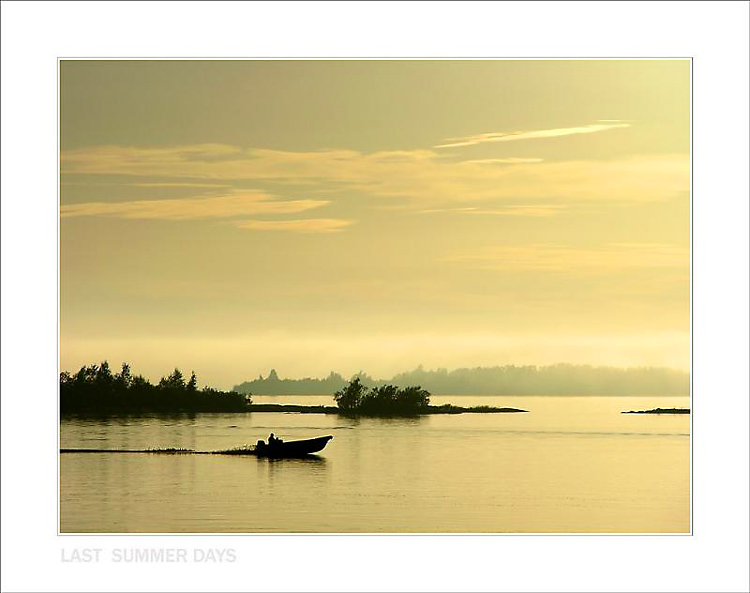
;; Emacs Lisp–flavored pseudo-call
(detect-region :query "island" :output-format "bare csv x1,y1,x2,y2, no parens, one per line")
621,408,690,414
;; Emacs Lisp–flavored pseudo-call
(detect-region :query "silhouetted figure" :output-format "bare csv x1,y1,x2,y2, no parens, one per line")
268,433,283,447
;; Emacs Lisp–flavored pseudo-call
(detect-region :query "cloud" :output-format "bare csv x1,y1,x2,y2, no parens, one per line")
128,182,233,188
418,207,479,214
60,191,328,220
418,205,562,217
465,206,563,217
434,122,630,148
445,243,689,272
61,143,688,207
61,144,367,180
464,158,544,164
233,218,354,233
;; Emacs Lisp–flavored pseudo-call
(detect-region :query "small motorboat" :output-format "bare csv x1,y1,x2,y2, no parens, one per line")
252,435,333,458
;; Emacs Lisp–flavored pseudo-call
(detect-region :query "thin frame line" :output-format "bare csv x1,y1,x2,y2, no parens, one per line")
57,56,694,537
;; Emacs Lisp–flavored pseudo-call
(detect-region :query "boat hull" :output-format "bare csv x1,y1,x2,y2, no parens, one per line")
254,435,333,458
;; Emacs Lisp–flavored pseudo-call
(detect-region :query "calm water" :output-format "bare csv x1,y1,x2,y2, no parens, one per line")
60,395,690,533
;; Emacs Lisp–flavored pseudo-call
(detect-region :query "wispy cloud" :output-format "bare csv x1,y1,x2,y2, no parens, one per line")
434,122,630,148
60,191,328,220
233,218,354,233
128,182,233,188
418,207,479,214
464,206,563,217
445,243,689,272
61,143,687,207
419,205,562,217
463,158,544,164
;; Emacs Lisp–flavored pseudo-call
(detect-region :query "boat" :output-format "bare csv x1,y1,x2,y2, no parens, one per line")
251,435,333,458
58,437,335,458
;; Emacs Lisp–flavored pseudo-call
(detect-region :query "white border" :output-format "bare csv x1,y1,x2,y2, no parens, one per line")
2,2,748,592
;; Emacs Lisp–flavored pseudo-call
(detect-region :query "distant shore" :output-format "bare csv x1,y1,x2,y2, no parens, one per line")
622,408,690,414
235,365,690,396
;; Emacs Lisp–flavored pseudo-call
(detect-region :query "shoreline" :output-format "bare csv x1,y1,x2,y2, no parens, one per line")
60,403,529,416
248,403,528,414
621,408,690,414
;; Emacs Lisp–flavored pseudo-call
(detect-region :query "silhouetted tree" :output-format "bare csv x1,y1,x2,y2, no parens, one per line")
115,363,133,391
95,360,113,387
364,384,399,414
333,379,431,416
333,377,367,411
60,362,251,414
397,385,431,410
159,368,185,390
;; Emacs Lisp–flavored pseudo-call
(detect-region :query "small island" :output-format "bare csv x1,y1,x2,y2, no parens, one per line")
331,378,525,415
622,408,690,414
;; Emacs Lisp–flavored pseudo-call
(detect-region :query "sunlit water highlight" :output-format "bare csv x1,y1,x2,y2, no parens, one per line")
60,395,689,533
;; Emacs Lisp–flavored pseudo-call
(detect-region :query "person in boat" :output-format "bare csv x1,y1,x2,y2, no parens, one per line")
268,433,283,447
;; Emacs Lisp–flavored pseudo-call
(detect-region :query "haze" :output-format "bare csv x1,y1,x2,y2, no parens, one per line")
60,60,690,389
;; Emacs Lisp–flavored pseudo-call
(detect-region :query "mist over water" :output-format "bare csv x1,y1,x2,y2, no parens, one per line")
61,333,690,390
60,396,689,533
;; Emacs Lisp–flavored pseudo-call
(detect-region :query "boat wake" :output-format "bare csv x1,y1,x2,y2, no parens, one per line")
60,446,262,455
62,435,333,457
60,447,199,454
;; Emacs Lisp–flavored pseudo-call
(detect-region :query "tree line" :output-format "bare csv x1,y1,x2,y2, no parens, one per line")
234,364,689,396
234,369,351,396
60,361,251,414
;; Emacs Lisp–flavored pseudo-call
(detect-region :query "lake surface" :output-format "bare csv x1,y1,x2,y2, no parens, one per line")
60,395,690,533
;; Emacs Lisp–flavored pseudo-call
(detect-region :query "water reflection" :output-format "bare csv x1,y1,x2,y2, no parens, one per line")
253,453,329,498
369,416,424,427
254,454,328,472
265,454,327,465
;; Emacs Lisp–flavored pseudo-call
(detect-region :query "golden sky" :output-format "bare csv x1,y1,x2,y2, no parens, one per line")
60,60,690,387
